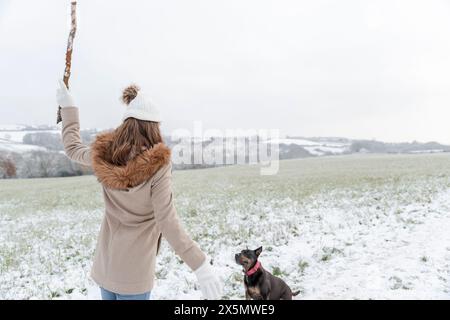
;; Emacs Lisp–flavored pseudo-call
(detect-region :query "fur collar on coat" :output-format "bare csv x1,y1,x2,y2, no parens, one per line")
91,132,171,189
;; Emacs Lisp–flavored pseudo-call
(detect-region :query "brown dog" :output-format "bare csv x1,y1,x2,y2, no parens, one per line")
235,247,300,300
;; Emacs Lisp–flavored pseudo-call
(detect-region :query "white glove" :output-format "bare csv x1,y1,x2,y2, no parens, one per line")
194,259,223,300
56,79,75,108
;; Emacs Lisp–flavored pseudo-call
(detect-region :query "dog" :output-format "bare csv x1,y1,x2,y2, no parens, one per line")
235,246,300,300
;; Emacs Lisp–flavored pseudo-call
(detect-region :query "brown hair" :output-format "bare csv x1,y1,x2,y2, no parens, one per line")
109,85,163,166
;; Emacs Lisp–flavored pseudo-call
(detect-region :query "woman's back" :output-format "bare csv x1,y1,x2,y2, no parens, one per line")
91,131,171,226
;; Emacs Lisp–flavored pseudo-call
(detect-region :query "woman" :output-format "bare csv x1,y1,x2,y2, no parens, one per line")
56,80,222,300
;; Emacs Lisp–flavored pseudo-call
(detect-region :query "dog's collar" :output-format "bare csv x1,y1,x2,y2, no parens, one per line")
246,261,261,276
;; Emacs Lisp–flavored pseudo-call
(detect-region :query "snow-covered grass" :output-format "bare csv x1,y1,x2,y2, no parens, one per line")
267,138,350,156
303,145,347,156
0,129,59,154
0,125,27,131
268,138,322,146
0,130,59,143
0,140,46,153
0,128,59,155
1,154,450,300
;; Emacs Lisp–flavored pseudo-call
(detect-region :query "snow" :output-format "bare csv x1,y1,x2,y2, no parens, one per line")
0,130,59,143
0,128,58,154
1,154,450,300
0,140,46,153
268,138,349,148
267,138,350,156
0,124,27,131
292,190,450,299
303,146,347,156
409,149,445,154
268,138,319,146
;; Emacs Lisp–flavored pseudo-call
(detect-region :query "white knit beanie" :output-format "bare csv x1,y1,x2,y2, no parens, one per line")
121,85,161,122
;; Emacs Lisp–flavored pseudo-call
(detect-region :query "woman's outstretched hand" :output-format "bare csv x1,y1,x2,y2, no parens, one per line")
56,79,75,108
194,259,223,300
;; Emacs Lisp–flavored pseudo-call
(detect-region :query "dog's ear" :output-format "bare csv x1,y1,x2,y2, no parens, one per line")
254,246,263,257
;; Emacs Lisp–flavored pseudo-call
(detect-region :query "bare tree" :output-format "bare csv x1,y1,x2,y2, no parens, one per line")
0,156,17,179
34,151,60,177
23,132,64,151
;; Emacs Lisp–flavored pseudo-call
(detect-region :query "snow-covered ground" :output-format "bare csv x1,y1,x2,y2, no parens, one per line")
0,154,449,300
0,140,46,153
0,125,28,131
410,149,446,154
0,130,59,143
0,128,58,154
267,138,350,156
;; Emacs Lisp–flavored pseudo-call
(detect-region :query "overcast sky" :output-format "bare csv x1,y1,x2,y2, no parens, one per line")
0,0,449,143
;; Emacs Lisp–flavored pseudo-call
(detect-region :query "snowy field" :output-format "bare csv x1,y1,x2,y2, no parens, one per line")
0,127,60,153
1,154,450,300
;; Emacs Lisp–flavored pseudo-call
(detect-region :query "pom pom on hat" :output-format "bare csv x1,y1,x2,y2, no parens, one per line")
121,84,161,123
122,84,140,106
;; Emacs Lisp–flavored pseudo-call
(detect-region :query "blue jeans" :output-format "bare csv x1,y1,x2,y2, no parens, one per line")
100,287,151,300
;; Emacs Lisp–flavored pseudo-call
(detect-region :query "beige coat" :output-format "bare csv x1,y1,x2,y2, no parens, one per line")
61,107,206,294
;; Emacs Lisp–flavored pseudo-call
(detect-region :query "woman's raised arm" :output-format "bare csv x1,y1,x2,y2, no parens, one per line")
57,80,91,167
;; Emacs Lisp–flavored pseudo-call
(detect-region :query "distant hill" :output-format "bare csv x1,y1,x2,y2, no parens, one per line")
1,124,449,178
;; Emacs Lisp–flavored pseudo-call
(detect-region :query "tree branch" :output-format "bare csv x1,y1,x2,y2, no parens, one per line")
57,2,77,124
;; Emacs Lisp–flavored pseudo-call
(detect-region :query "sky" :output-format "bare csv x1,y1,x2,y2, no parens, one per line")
0,0,449,143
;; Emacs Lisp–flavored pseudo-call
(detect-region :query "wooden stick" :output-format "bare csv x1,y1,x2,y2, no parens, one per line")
57,2,78,124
